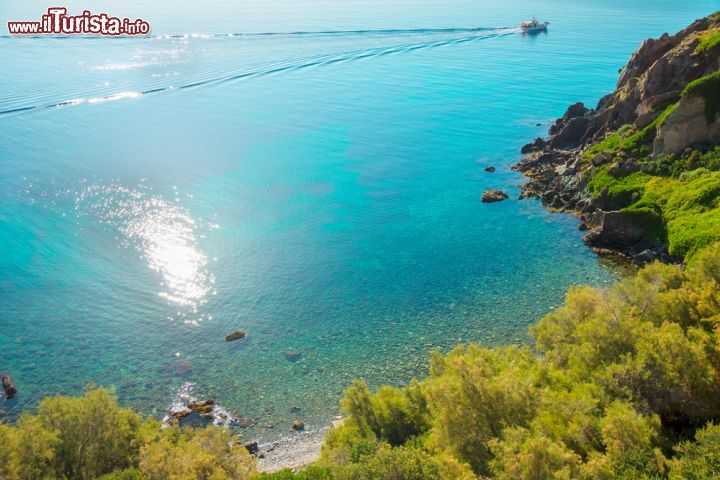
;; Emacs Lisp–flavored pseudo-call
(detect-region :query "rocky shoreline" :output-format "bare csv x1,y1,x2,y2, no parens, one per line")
255,428,327,472
514,12,720,264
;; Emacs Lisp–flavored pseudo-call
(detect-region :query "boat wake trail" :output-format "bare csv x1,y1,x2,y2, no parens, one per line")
158,26,507,38
0,28,516,117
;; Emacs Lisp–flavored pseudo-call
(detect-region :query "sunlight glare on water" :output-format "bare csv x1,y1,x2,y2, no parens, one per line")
76,183,215,323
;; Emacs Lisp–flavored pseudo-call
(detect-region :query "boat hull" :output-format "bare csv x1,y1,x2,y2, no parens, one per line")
521,22,549,32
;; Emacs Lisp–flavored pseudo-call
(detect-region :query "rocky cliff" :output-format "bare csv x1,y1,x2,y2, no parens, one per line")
515,11,720,264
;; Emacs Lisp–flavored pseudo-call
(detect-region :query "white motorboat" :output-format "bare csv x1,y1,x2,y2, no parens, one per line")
521,17,549,32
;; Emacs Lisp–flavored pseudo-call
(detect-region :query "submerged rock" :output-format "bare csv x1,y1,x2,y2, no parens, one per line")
481,189,509,203
292,420,305,431
173,359,193,377
235,416,251,428
484,166,496,172
225,330,247,342
2,375,17,400
283,350,302,362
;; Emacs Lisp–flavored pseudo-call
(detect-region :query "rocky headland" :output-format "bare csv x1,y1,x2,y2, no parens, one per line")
515,12,720,264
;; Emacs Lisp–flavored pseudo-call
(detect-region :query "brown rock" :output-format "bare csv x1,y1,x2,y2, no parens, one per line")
481,189,509,203
173,359,193,377
292,420,305,431
283,350,302,362
608,158,641,177
582,211,651,249
236,416,251,428
2,375,17,400
591,152,612,167
225,330,246,342
189,399,215,414
167,406,192,424
654,93,720,155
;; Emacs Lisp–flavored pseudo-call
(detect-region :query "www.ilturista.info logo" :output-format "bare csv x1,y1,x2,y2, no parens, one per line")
8,7,150,35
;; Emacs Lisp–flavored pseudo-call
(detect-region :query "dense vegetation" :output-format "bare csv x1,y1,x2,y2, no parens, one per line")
4,241,719,479
0,388,256,480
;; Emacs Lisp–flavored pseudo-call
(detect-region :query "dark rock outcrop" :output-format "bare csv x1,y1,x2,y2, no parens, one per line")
2,375,17,399
189,399,215,417
244,441,259,455
484,166,496,172
481,189,509,203
225,330,246,342
582,211,649,250
514,12,720,263
165,398,243,426
521,137,547,153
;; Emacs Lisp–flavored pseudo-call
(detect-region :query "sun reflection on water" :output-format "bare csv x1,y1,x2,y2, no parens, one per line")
76,182,215,323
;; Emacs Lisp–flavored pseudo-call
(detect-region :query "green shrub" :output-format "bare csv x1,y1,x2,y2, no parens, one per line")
669,424,720,479
696,28,720,53
586,167,650,207
253,466,334,480
98,467,149,480
0,388,256,480
341,380,430,447
140,426,255,480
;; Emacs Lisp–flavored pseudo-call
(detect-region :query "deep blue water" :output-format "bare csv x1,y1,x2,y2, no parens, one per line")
1,1,716,442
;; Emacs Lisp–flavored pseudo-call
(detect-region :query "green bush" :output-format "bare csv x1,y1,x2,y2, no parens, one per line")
669,424,720,479
254,466,334,480
0,388,256,480
696,29,720,52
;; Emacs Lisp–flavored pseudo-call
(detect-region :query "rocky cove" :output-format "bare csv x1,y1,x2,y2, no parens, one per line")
515,12,720,264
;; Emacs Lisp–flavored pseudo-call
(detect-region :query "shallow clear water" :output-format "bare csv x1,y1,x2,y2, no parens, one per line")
0,1,715,442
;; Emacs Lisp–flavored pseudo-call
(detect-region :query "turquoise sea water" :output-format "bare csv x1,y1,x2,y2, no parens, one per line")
1,1,716,442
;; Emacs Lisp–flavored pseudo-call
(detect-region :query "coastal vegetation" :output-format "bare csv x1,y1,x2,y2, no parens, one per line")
3,241,719,479
258,241,720,479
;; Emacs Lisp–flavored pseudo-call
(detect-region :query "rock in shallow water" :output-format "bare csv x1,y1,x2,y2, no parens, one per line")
484,166,496,172
2,375,17,399
225,330,246,342
481,189,509,203
283,350,302,362
292,420,305,431
173,359,193,377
